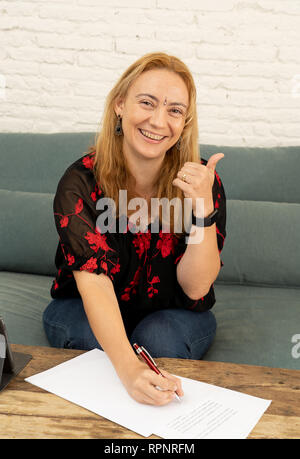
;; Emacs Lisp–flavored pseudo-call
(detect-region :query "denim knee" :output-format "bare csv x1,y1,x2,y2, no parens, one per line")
130,308,216,360
43,298,102,350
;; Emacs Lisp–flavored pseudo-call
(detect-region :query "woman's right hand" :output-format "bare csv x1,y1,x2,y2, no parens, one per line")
119,360,183,406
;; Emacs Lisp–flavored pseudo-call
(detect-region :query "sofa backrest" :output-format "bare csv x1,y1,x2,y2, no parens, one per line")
202,145,300,288
0,133,95,276
1,134,299,288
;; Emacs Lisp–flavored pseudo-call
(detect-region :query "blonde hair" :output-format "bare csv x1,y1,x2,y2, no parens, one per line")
91,52,200,236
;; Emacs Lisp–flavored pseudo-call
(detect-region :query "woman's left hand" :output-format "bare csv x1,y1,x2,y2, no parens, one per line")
172,153,224,215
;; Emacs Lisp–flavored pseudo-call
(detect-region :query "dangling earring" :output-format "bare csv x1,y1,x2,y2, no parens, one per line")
176,136,182,151
115,114,123,136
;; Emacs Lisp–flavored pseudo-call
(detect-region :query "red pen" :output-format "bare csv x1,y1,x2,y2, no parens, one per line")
133,343,181,401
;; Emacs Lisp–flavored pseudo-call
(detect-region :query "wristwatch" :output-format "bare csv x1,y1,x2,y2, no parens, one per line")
192,208,218,227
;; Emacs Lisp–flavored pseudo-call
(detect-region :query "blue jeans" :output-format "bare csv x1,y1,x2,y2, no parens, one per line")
43,298,216,360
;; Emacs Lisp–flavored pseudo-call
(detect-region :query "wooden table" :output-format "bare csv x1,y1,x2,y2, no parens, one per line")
0,344,299,439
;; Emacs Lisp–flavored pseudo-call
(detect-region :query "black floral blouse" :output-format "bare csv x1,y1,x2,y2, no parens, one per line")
51,150,226,335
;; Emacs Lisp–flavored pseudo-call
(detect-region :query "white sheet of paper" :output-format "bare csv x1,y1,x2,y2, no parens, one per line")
153,376,271,439
25,349,185,437
25,349,271,439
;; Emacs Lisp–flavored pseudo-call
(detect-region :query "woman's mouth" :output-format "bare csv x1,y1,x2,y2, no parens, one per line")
138,128,166,143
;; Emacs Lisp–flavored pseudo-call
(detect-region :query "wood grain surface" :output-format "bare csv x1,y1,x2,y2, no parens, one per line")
0,344,299,439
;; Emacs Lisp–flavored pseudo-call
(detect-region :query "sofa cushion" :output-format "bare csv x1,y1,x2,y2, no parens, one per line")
0,271,51,346
206,283,300,370
0,189,57,276
218,199,300,287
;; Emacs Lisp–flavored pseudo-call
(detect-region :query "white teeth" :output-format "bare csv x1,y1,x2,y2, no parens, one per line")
140,129,164,141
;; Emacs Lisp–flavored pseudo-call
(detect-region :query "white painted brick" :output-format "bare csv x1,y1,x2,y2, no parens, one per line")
1,59,39,75
8,47,75,65
77,22,155,40
72,80,113,97
257,0,300,14
116,39,195,59
3,1,39,17
235,25,300,46
0,30,36,47
0,47,7,61
157,0,235,11
155,26,234,45
0,0,299,146
7,89,42,105
39,62,116,83
196,10,300,31
199,119,231,134
279,47,300,64
213,76,278,92
77,0,156,7
37,33,113,52
5,75,42,91
143,9,195,25
0,117,35,131
234,62,300,80
196,44,277,62
270,124,300,138
77,51,132,70
38,5,111,22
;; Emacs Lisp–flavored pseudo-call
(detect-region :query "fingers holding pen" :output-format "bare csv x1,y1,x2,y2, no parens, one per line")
159,369,184,398
146,370,179,405
130,343,184,405
123,363,175,406
137,368,179,405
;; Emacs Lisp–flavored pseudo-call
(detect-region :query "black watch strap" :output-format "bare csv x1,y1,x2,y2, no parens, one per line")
192,208,218,227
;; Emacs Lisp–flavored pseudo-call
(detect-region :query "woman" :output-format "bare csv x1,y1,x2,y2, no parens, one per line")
43,52,226,406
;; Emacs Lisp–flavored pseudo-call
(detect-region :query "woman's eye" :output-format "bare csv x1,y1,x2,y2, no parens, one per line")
170,108,183,116
141,100,153,107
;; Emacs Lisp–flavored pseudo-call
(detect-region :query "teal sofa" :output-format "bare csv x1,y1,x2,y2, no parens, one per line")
1,133,299,370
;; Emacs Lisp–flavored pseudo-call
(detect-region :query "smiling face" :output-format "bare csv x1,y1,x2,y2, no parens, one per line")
114,68,189,162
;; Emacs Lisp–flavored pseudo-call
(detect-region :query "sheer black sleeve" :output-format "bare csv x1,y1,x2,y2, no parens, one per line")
53,165,121,283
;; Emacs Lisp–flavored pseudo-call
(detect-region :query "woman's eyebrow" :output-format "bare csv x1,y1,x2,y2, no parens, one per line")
135,93,187,108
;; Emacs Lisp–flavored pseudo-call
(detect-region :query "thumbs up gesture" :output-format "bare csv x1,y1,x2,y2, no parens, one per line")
172,153,224,215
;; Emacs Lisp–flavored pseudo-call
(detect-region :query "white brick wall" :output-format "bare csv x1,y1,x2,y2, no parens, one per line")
1,0,300,146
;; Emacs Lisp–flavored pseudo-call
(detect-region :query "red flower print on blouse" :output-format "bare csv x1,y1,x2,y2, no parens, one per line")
75,198,83,214
174,253,184,265
60,216,69,228
215,171,221,187
67,254,75,266
132,230,151,259
100,260,108,274
215,193,221,209
121,266,142,301
80,257,98,273
111,263,121,275
156,231,178,258
85,230,116,253
147,268,160,298
91,184,102,202
82,155,94,170
56,197,83,228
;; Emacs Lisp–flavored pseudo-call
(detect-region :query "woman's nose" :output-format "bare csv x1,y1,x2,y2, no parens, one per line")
149,107,167,129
